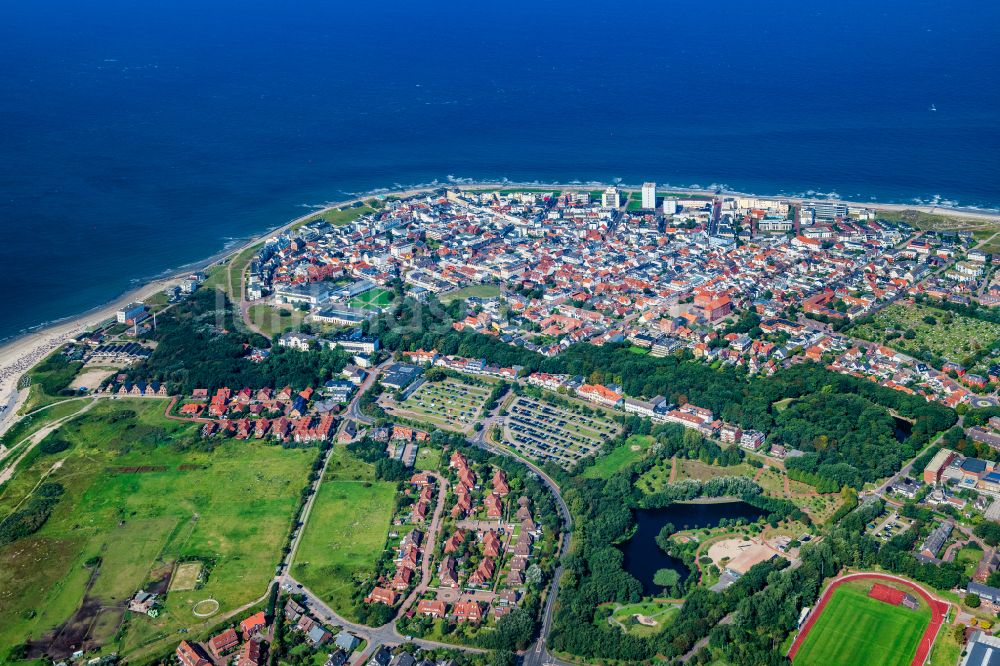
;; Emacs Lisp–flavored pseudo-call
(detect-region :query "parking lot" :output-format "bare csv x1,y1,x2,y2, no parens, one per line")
865,510,913,542
395,376,492,430
503,395,620,468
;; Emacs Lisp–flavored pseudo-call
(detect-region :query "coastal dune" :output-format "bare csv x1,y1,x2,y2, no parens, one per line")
0,277,177,434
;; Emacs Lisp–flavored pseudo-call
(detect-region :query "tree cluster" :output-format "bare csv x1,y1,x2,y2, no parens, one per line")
368,299,955,489
129,290,350,393
0,482,65,547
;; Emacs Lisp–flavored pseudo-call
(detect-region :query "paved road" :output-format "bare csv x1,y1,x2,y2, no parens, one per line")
395,472,449,618
0,398,97,485
283,359,391,570
282,370,580,665
272,361,498,661
281,571,487,658
469,398,576,666
872,414,962,502
274,361,411,653
347,359,392,424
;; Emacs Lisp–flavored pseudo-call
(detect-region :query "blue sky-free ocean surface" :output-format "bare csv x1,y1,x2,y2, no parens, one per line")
0,0,998,341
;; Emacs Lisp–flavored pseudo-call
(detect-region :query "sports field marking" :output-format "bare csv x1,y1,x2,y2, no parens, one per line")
192,598,219,617
169,561,203,592
790,573,948,666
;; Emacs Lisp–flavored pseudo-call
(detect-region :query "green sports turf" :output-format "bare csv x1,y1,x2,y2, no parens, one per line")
794,584,931,666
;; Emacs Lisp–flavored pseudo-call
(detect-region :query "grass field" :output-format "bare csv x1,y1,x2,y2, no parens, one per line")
626,191,655,212
397,377,492,431
756,467,816,496
1,398,91,462
772,397,795,412
927,619,963,666
440,284,502,304
227,245,261,302
635,457,674,494
675,459,753,482
292,479,396,622
794,582,931,666
637,459,753,494
297,204,375,229
874,208,1000,234
414,446,442,472
247,304,306,337
583,435,654,479
200,244,260,302
794,494,845,524
324,445,376,482
604,601,679,638
850,302,1000,369
955,546,983,578
19,352,84,414
348,287,393,311
169,561,202,592
0,399,314,661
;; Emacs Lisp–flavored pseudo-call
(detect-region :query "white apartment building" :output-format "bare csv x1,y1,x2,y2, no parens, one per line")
601,186,620,209
641,182,656,210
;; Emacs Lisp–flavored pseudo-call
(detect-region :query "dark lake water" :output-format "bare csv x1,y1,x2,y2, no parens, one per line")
893,416,913,442
619,501,766,594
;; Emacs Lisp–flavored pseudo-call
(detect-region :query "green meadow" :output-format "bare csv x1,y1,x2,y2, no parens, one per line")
583,435,655,479
291,472,396,622
0,399,314,662
794,582,930,666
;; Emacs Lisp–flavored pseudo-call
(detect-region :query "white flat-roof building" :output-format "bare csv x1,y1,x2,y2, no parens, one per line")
641,182,656,210
601,186,620,209
117,302,147,324
274,283,331,306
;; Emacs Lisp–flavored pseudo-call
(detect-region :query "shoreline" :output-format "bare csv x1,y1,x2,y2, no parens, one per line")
458,180,1000,221
0,185,436,433
0,179,997,433
0,194,356,433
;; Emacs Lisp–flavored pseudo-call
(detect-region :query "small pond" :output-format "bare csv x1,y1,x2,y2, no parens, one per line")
893,416,913,442
618,500,766,594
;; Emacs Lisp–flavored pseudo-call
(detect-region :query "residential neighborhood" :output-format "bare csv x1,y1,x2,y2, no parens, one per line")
8,186,1000,666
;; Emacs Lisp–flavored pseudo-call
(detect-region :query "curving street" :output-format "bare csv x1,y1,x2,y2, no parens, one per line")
278,362,579,665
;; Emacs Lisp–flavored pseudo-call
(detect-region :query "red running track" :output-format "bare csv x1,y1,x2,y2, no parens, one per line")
788,572,949,666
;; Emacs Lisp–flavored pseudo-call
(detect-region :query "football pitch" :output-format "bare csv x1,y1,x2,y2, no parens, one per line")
794,583,931,666
347,287,393,311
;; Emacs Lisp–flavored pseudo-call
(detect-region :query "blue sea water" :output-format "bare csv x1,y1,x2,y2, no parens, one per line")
0,0,998,341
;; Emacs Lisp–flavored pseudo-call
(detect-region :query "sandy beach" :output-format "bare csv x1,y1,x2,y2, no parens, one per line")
0,187,433,434
0,277,179,435
0,181,996,436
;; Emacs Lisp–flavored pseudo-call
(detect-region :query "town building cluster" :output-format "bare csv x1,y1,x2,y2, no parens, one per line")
366,527,427,607
177,607,383,666
178,385,340,442
243,188,996,408
248,189,918,356
367,452,542,625
532,371,765,453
